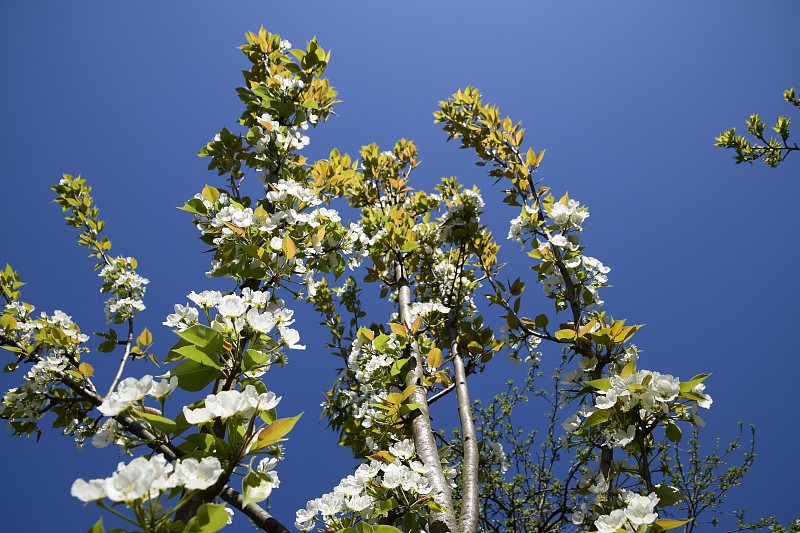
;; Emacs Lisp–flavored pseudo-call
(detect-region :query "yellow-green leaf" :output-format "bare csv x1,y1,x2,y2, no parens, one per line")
620,361,636,378
653,518,692,531
78,362,94,377
555,328,576,341
253,413,303,450
282,235,296,259
427,347,443,368
389,322,407,337
137,327,152,346
201,185,220,204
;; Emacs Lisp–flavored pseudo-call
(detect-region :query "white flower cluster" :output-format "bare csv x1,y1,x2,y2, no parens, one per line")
501,323,542,366
9,308,89,349
0,353,70,426
295,439,432,532
99,256,149,323
343,221,385,270
333,277,357,299
507,203,540,244
562,369,712,447
164,288,304,352
71,454,223,504
538,246,610,309
483,441,509,474
593,491,659,533
252,456,282,499
191,183,346,281
439,188,484,242
0,306,98,440
547,197,589,229
408,301,450,323
332,331,405,433
98,375,178,416
417,254,477,315
256,112,311,153
182,384,281,426
265,179,322,206
91,419,126,449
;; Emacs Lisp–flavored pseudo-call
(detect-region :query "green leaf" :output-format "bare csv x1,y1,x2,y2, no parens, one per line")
680,391,707,402
679,373,710,393
427,346,442,368
356,524,374,533
0,313,16,330
371,526,403,533
652,518,692,531
137,327,153,346
182,433,220,454
170,360,219,392
201,185,220,204
620,361,636,378
585,378,611,391
97,339,116,353
87,517,105,533
173,344,222,369
400,240,419,253
243,349,269,372
373,334,390,350
665,423,682,443
282,235,296,259
185,503,229,533
555,328,576,341
135,411,177,433
584,409,610,427
389,322,407,337
652,484,685,507
252,413,303,450
176,325,225,351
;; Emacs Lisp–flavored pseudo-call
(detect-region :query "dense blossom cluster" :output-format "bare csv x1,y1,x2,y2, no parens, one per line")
189,181,348,286
295,439,435,532
164,288,305,352
98,375,178,416
438,187,484,242
562,368,713,448
99,256,149,323
506,196,609,309
591,491,660,533
325,329,406,444
182,384,281,426
0,307,91,437
71,454,224,503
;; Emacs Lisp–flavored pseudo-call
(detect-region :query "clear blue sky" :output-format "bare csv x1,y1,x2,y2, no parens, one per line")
1,2,798,531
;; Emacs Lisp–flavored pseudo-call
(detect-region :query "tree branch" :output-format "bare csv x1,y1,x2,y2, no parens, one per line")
451,322,479,533
395,261,458,533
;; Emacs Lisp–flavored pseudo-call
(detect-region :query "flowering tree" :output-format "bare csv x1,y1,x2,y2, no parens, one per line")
1,28,720,533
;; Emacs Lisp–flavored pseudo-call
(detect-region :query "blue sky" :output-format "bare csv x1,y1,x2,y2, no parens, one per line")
1,2,799,531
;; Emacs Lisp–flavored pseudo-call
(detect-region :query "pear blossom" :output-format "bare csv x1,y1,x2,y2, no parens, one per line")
246,308,277,334
183,385,282,425
595,509,627,533
71,478,107,502
217,294,248,317
163,303,199,331
173,457,224,490
623,492,659,527
98,376,154,416
188,290,222,308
